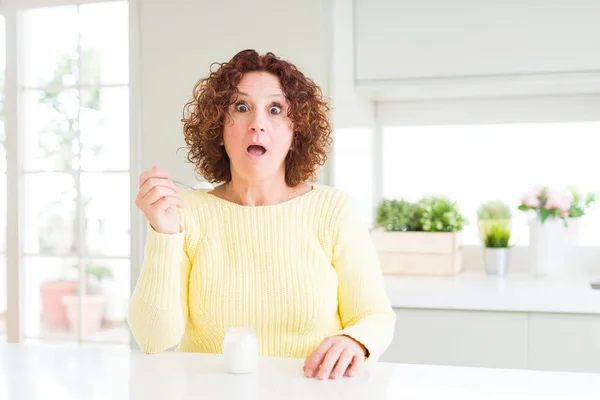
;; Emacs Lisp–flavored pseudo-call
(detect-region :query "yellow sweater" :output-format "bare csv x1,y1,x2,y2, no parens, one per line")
128,185,396,360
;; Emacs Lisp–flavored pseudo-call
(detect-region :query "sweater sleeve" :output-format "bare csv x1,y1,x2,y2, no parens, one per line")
332,197,396,361
127,211,192,354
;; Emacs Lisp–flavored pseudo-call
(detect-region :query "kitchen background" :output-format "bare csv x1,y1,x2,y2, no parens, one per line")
1,0,599,373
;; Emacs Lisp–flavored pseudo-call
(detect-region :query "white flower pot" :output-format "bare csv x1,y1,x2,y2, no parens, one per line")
566,217,583,245
484,248,510,276
528,218,568,277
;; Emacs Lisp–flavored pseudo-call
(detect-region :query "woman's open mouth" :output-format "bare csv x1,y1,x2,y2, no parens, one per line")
246,144,266,157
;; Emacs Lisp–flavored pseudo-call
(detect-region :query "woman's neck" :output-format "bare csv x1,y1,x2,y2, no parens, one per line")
225,179,289,206
213,174,312,206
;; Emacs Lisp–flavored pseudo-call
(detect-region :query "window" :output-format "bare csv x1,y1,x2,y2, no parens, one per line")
332,128,374,224
19,2,130,344
382,122,600,246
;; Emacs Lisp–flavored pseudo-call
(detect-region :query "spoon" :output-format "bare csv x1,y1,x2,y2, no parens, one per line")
172,179,213,191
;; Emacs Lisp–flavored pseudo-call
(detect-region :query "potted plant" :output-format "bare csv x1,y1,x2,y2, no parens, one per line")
477,200,512,244
40,279,79,330
483,223,512,276
518,186,572,277
375,199,419,232
62,263,113,335
371,195,468,276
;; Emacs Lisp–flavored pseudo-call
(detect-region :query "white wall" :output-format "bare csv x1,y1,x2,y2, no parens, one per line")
137,0,333,186
330,0,374,129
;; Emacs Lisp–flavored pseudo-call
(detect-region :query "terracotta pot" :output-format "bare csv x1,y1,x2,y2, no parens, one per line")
62,294,106,335
40,281,79,329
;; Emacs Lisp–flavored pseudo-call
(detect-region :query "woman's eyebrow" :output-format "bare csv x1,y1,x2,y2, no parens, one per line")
238,91,285,99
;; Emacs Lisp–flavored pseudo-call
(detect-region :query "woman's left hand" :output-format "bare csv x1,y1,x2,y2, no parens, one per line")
303,335,366,380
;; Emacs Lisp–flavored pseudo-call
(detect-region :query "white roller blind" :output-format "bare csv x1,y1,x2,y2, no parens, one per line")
377,95,600,127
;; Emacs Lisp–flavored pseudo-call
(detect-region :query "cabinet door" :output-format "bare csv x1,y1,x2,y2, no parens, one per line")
354,0,600,82
529,313,600,373
380,309,528,369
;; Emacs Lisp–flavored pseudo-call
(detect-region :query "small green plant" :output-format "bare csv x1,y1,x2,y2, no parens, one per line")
568,188,596,218
477,200,512,220
484,224,511,248
375,199,419,231
415,196,467,232
376,196,467,232
69,262,113,282
67,262,113,294
84,263,114,282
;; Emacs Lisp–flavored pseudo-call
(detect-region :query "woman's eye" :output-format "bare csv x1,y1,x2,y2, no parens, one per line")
269,105,281,115
235,103,248,112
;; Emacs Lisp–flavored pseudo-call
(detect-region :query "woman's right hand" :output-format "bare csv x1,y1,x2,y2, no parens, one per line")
135,165,184,235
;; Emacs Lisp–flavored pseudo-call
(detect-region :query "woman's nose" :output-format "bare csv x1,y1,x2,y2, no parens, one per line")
248,110,267,132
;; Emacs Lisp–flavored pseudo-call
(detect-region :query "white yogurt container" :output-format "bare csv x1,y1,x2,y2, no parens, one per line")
223,327,259,374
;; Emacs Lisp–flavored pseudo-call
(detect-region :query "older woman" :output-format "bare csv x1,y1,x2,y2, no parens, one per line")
129,49,395,380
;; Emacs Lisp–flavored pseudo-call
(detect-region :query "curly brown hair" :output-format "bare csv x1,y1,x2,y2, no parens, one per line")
181,49,332,187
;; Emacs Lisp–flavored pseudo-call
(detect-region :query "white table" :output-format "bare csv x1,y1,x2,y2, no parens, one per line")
1,343,598,399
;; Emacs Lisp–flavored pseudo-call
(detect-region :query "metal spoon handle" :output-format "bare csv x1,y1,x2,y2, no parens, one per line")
171,179,194,189
172,179,213,191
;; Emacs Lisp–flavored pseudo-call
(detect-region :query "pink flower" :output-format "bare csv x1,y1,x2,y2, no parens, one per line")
521,188,542,208
544,188,572,212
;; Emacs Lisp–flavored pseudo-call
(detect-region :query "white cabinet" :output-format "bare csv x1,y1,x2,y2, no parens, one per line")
352,0,600,101
382,308,600,373
528,313,600,373
354,0,600,82
380,309,528,369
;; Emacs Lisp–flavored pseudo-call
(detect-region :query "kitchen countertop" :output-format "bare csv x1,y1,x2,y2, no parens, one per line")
384,271,600,314
1,343,598,399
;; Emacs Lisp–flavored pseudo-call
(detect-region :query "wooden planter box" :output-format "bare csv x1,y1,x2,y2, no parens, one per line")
370,228,463,276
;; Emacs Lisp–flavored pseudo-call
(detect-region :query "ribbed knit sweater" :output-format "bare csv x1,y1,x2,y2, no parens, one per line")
127,185,396,361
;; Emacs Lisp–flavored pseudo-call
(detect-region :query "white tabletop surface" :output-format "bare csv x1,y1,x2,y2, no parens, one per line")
384,271,600,314
1,343,599,399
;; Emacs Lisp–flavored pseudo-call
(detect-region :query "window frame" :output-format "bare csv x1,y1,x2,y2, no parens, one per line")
2,0,142,347
331,96,600,273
